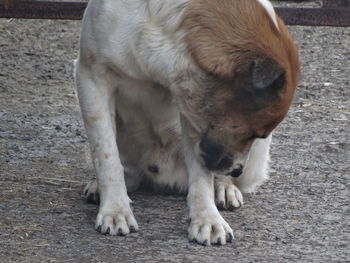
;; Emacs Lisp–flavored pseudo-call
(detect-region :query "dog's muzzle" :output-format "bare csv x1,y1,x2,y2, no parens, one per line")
199,137,233,171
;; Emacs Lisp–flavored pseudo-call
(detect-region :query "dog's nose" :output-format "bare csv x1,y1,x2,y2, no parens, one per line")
229,164,243,177
199,138,233,171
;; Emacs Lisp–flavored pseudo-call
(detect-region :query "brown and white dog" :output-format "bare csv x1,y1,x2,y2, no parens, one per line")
75,0,300,245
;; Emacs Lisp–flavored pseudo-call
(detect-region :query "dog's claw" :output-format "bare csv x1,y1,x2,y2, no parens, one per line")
86,194,95,204
117,228,125,236
228,233,234,243
83,180,100,204
96,225,102,233
129,226,136,233
217,201,225,210
228,202,236,211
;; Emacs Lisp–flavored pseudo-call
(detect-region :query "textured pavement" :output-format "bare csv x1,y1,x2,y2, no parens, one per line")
0,3,349,262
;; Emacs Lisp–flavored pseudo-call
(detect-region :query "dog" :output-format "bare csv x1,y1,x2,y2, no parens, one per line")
75,0,300,245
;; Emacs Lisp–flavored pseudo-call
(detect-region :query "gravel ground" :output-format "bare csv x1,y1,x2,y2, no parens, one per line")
0,2,349,262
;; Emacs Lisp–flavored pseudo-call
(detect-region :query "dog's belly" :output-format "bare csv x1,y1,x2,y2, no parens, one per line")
114,79,188,191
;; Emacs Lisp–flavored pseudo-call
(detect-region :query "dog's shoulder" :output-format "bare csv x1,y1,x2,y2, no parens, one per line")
79,0,192,83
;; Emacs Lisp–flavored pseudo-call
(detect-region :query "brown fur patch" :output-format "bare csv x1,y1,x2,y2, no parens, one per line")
180,0,300,134
181,0,299,79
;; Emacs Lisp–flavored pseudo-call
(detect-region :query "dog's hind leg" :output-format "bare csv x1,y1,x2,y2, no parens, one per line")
83,165,141,204
214,175,243,211
233,135,272,193
76,62,138,236
83,180,100,204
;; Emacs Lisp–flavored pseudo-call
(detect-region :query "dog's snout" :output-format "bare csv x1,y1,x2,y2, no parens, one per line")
199,138,233,171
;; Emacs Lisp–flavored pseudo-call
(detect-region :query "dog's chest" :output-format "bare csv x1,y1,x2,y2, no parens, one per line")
114,78,182,174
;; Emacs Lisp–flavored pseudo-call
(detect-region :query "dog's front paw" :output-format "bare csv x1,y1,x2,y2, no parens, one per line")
95,204,139,236
215,175,243,210
188,210,233,246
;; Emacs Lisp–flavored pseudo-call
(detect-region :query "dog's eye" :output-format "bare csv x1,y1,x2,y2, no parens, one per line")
250,133,268,140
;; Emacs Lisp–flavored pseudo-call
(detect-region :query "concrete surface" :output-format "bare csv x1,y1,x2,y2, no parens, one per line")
0,4,349,263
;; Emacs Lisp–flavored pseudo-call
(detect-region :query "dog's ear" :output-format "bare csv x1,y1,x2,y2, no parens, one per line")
251,57,286,91
238,57,286,111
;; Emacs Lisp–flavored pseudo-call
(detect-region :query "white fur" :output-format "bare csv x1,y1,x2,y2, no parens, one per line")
234,135,272,193
257,0,280,30
76,0,272,245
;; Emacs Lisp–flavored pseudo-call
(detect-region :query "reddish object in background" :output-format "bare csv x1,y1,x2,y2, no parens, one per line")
0,0,349,26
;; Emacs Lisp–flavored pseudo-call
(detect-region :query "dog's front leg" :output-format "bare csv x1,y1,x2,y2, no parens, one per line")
76,63,138,235
181,118,233,246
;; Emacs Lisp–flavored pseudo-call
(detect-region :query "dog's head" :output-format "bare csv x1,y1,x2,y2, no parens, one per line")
176,0,300,175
